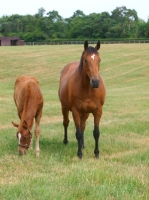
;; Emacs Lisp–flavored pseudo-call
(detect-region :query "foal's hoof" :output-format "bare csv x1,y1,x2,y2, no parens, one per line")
63,139,68,145
36,151,40,157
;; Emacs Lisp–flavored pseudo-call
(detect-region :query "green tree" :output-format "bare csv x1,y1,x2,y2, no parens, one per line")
72,10,85,18
144,18,149,37
0,7,148,41
35,7,46,18
110,6,138,38
47,10,62,22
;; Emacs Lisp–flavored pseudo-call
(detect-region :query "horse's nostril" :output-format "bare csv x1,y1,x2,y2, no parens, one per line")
91,79,100,88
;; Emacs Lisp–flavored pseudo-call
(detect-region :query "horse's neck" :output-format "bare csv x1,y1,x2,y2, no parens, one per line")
21,110,34,129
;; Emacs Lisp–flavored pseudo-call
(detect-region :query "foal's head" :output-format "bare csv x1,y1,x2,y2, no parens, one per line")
12,120,32,155
79,41,101,88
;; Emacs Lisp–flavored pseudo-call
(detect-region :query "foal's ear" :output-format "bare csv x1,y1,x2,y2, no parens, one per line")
12,121,19,128
84,40,88,51
95,41,100,50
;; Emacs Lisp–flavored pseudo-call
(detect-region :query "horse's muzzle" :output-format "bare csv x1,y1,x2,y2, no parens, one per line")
91,78,100,88
18,147,27,155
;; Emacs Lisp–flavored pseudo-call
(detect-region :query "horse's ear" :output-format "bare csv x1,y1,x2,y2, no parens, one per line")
95,41,100,50
84,40,88,51
12,121,19,128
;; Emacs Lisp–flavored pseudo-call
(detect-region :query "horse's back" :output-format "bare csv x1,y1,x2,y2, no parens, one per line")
14,75,43,110
15,75,39,88
60,62,79,83
59,62,79,105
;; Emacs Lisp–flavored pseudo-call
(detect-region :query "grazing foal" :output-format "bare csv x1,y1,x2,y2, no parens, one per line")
12,75,43,156
59,41,106,158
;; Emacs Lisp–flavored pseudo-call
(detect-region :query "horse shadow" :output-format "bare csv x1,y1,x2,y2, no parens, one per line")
39,136,78,160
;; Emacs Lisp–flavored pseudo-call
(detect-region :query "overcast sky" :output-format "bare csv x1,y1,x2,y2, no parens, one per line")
0,0,148,21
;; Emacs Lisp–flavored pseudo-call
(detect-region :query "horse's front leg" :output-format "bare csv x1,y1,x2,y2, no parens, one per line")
76,126,83,158
80,113,89,149
62,106,69,145
72,107,83,159
93,125,100,158
93,107,102,158
34,111,42,156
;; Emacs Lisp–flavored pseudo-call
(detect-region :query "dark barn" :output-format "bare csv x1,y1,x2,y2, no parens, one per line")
0,37,24,46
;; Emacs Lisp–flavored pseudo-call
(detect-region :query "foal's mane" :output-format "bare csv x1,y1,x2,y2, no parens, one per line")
78,46,98,73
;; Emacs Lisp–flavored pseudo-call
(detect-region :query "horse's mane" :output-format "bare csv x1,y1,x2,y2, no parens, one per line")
78,46,98,73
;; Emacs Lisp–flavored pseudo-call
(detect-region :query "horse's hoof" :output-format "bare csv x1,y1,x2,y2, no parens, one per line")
36,151,40,157
63,139,68,145
77,152,83,159
95,154,99,159
94,150,99,158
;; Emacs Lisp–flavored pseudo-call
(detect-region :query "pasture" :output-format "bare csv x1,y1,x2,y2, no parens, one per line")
0,43,149,199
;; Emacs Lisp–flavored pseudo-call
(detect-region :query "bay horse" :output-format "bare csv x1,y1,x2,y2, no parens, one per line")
58,41,106,158
12,75,43,156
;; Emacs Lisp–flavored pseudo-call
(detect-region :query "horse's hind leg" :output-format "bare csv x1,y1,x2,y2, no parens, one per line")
72,108,83,159
80,113,89,149
62,106,69,145
34,110,42,156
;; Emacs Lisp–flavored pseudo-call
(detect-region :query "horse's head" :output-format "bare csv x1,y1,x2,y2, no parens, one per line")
81,41,101,88
12,120,32,155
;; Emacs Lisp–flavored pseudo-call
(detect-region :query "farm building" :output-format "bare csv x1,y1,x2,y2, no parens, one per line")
0,37,24,46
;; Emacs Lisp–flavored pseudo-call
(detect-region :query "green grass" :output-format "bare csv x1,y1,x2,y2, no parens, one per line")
0,44,149,200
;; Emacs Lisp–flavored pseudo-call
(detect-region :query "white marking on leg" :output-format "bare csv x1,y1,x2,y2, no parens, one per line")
18,132,21,145
91,54,95,60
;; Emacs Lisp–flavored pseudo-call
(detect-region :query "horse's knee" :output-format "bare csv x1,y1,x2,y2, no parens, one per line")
63,119,69,128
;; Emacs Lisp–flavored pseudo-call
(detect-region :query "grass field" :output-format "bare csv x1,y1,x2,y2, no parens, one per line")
0,43,149,200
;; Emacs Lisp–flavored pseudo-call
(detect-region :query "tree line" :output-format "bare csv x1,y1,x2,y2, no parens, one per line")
0,6,149,42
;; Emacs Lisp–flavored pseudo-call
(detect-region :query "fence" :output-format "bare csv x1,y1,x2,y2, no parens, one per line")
24,40,149,45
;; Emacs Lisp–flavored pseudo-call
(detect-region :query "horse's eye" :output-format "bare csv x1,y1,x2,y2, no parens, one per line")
85,59,88,63
99,59,101,62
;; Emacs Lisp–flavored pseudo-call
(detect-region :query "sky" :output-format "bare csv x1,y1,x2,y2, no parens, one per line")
0,0,148,22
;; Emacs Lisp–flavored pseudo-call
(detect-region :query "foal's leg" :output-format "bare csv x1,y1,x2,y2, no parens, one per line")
62,106,69,145
80,113,89,149
93,107,102,158
34,110,42,156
